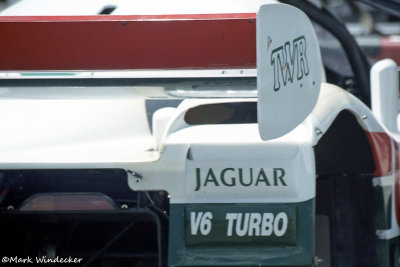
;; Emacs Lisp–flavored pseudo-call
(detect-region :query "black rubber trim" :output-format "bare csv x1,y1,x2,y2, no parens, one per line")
280,0,372,107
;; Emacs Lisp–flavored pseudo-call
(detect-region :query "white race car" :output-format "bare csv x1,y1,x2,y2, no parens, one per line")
0,1,398,267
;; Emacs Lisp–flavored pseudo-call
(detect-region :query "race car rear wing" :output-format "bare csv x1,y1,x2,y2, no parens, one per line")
0,3,324,142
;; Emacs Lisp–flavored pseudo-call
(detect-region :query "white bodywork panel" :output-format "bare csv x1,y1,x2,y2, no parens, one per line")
371,59,399,133
312,83,383,134
0,69,257,80
0,87,158,168
1,0,276,16
127,83,384,204
257,4,323,140
0,83,381,204
0,3,387,207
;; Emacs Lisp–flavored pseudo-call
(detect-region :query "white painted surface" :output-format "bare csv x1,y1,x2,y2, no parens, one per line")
0,0,276,15
0,89,158,167
257,4,323,140
0,2,392,213
311,83,384,138
131,100,317,203
0,69,257,79
371,59,399,133
152,107,177,151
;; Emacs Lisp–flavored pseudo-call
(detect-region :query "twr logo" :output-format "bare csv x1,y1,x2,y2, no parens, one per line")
270,36,309,91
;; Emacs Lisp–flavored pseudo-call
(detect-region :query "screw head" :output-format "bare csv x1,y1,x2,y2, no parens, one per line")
315,128,323,135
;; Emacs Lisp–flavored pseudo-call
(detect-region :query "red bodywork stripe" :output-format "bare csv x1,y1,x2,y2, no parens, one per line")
0,14,257,71
395,141,399,171
366,132,400,226
377,37,400,66
365,132,392,177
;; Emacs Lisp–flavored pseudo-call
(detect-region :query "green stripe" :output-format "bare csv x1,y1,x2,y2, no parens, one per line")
184,205,297,247
377,237,400,267
168,199,314,266
374,185,392,230
20,73,76,76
